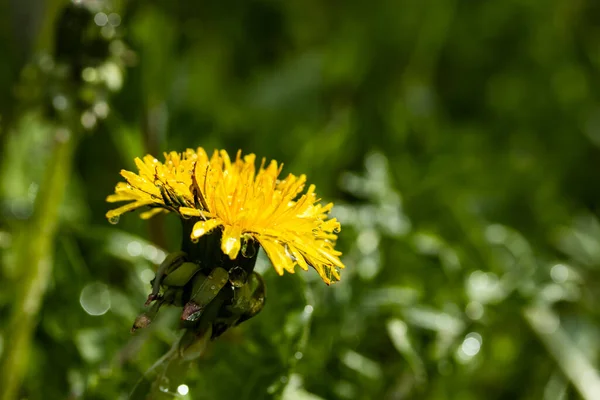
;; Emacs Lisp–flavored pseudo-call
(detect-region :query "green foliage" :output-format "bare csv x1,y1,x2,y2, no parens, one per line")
2,0,600,399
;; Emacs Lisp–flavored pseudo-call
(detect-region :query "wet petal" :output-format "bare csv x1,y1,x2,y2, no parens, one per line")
191,219,221,239
179,207,212,219
258,237,296,275
288,245,308,271
106,200,152,219
221,225,242,259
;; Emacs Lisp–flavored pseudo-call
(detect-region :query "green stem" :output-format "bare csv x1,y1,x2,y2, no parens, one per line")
131,330,211,400
0,131,76,400
524,305,600,400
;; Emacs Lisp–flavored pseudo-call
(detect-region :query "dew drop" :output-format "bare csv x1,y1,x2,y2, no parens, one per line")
108,215,120,225
210,285,216,290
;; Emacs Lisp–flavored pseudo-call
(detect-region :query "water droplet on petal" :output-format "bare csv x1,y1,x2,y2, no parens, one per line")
108,216,120,225
241,239,257,258
284,244,296,262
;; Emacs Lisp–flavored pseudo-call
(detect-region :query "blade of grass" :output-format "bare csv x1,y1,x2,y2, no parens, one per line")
524,305,600,400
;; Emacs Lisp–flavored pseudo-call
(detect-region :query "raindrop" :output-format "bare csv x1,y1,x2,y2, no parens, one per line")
210,285,216,290
229,266,247,287
80,282,111,316
108,216,120,225
294,352,303,360
241,239,257,258
158,376,170,393
284,244,297,262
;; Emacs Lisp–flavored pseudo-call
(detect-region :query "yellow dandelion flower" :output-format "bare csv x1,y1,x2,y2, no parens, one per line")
106,148,345,284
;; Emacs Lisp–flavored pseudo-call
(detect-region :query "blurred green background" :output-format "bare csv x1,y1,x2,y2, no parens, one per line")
2,0,600,399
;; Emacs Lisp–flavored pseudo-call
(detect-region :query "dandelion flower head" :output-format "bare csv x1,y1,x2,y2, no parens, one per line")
106,148,345,284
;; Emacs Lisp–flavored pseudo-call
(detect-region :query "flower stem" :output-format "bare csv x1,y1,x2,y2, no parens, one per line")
130,330,211,399
0,132,76,400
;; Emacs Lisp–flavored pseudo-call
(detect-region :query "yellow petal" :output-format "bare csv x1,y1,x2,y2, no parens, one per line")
139,208,166,219
288,245,308,271
314,264,340,285
221,225,242,259
191,219,221,239
258,237,296,275
179,207,212,219
106,200,152,220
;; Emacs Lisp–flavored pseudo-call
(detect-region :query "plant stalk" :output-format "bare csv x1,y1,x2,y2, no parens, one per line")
0,131,76,400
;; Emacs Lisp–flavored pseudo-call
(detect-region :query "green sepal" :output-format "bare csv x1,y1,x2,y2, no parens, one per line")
234,272,266,325
147,250,187,304
189,267,229,307
162,262,200,287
